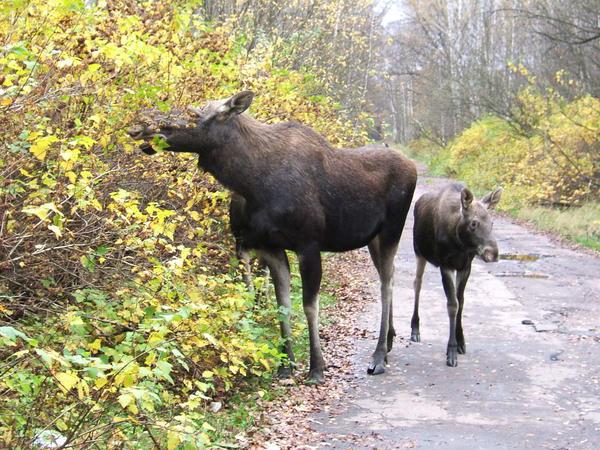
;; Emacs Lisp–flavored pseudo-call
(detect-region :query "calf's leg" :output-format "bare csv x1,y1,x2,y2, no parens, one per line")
298,244,325,384
259,249,295,377
411,256,427,342
455,262,471,355
367,235,399,375
440,268,459,367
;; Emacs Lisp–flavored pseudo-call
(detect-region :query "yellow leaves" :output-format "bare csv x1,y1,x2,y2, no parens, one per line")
80,63,102,86
114,363,139,388
55,371,79,393
167,431,181,450
29,135,59,161
22,202,62,222
95,377,108,389
117,393,138,414
88,338,102,353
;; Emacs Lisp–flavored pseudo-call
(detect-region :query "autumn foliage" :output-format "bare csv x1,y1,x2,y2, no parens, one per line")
422,67,600,211
0,0,369,447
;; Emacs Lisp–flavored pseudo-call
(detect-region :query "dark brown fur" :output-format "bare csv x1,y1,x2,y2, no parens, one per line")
411,183,502,366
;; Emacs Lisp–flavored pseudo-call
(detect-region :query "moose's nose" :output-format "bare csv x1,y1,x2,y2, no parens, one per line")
482,245,499,263
127,126,145,139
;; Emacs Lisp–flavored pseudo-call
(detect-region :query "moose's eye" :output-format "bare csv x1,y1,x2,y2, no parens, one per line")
469,220,479,230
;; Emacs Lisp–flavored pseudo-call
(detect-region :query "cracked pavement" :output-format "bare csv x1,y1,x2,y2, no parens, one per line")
311,173,600,450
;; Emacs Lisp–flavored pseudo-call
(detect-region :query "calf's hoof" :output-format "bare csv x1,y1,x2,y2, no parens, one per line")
446,346,458,367
410,331,421,342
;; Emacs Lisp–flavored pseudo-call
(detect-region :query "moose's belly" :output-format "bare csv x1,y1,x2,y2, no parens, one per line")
240,204,383,252
321,208,384,252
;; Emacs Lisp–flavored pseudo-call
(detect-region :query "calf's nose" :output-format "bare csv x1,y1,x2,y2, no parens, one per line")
482,245,498,263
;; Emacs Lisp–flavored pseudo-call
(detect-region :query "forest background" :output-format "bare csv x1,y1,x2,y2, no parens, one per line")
1,0,598,448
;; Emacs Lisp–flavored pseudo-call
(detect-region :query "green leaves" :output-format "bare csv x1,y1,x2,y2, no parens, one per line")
0,326,31,346
1,0,370,447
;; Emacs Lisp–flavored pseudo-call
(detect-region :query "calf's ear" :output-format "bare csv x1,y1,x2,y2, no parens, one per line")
481,187,503,210
217,91,255,120
461,187,474,211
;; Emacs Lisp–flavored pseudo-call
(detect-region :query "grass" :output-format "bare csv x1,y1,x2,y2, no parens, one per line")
396,141,452,177
515,202,600,252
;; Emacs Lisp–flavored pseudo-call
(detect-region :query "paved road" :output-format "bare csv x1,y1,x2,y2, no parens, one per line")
313,173,600,450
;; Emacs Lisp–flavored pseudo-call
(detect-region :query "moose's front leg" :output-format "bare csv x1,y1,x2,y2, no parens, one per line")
259,249,295,377
441,268,459,367
298,245,325,384
455,262,471,355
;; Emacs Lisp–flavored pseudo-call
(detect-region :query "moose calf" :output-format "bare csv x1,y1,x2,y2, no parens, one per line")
411,183,502,367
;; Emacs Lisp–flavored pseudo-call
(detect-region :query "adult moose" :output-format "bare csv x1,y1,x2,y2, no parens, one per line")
411,183,502,367
128,91,417,383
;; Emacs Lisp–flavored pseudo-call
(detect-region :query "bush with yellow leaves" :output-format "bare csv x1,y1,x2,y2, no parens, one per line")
0,0,370,447
430,72,599,210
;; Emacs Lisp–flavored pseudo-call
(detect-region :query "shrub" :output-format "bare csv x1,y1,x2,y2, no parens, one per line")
0,0,370,446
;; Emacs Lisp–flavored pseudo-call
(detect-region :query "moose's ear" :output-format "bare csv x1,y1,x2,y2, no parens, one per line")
461,187,474,211
481,187,503,210
217,91,255,120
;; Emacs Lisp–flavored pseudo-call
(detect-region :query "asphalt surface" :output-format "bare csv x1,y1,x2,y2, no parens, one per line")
312,173,600,450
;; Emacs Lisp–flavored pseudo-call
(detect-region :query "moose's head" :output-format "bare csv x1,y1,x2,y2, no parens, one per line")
127,91,255,155
457,187,503,263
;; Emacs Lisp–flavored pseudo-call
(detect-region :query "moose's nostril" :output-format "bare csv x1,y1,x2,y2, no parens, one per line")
127,126,144,138
483,249,498,263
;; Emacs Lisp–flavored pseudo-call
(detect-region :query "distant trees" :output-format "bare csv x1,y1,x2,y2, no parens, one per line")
378,0,600,144
200,0,386,118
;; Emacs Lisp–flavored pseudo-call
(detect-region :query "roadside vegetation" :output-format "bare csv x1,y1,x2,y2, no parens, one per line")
0,0,372,447
406,70,600,251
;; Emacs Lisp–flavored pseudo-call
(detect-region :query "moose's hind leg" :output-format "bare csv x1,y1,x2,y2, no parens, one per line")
259,249,295,378
367,236,399,375
298,244,326,384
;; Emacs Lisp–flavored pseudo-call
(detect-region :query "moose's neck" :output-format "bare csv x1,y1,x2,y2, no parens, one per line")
196,117,272,199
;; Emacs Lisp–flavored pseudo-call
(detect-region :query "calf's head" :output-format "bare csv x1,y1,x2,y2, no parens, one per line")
457,187,503,263
127,91,255,154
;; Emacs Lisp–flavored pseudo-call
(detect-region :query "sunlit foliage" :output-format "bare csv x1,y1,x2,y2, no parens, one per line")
422,68,600,211
0,0,369,447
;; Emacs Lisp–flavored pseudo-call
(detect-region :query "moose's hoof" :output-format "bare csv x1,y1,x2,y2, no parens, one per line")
446,347,458,367
305,369,325,385
446,358,458,367
410,331,421,342
367,363,386,375
457,343,466,355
